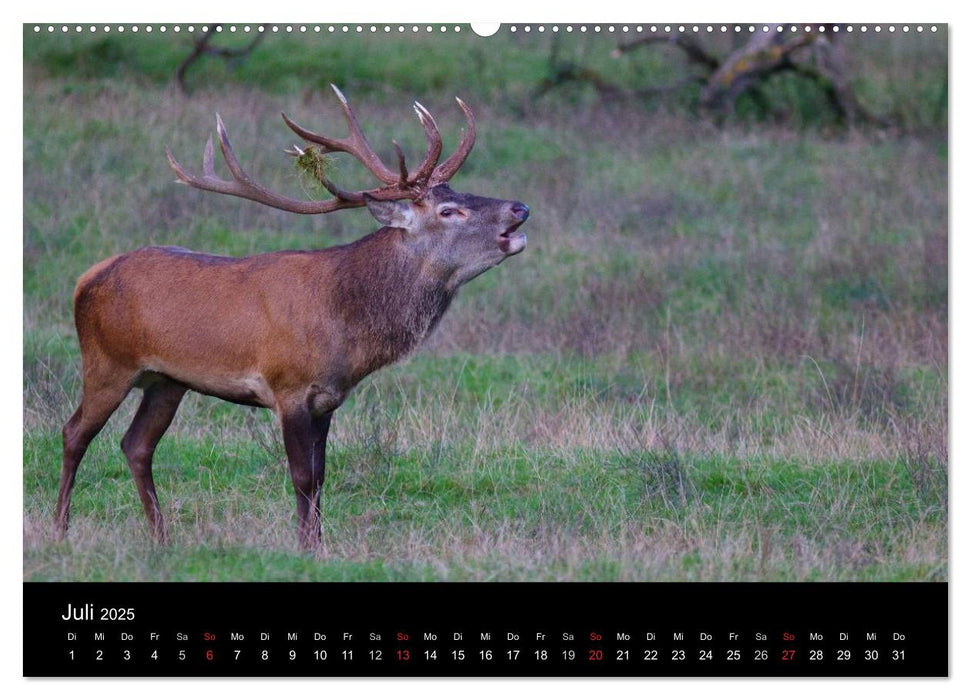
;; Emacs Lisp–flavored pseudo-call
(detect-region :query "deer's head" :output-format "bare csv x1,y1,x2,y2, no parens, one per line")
365,184,528,285
167,85,529,286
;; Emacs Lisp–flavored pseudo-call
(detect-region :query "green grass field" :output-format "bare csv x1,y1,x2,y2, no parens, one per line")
23,26,947,581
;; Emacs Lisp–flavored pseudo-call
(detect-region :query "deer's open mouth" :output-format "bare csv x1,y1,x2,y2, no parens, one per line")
498,223,527,255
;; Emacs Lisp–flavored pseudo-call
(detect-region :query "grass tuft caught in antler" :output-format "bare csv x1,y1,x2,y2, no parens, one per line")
293,145,337,192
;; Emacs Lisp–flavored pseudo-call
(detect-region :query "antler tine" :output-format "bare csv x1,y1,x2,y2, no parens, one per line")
430,97,476,185
409,101,443,185
214,113,253,185
166,145,195,185
166,115,367,215
392,141,409,188
317,174,367,204
280,84,399,186
202,135,217,177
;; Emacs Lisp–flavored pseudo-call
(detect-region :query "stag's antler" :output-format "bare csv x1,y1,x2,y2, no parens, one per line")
166,85,476,215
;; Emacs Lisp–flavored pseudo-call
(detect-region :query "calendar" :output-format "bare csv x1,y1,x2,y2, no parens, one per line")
22,21,949,682
25,583,946,676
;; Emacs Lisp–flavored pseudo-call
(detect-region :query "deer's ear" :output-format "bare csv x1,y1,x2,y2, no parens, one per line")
365,196,415,229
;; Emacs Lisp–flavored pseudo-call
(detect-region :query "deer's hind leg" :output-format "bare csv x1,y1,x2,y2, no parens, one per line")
55,358,138,539
120,376,187,544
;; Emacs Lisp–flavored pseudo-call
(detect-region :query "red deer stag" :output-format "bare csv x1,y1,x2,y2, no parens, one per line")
55,85,529,548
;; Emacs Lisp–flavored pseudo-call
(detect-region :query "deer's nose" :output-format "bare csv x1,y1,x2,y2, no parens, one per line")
511,203,530,221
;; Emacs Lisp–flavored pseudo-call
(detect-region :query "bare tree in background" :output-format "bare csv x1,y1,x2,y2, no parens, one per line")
538,25,888,126
176,25,266,95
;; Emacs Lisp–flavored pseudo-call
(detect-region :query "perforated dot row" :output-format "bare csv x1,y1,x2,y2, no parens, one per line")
510,24,937,33
32,24,940,35
33,25,465,34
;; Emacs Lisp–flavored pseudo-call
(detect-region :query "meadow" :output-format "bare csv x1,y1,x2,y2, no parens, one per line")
23,26,947,581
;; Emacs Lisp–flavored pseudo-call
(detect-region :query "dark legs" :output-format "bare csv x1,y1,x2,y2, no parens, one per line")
56,365,185,544
119,379,187,543
280,408,333,549
55,369,134,539
58,364,329,549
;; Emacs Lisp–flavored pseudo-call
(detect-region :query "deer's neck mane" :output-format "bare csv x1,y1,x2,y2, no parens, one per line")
327,227,456,376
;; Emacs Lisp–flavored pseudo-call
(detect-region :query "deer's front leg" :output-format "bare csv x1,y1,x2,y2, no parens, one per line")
280,406,333,550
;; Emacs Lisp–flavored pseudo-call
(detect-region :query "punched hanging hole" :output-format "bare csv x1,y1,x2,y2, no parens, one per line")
470,23,501,37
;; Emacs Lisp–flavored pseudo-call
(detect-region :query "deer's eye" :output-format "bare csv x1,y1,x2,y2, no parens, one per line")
439,208,455,218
